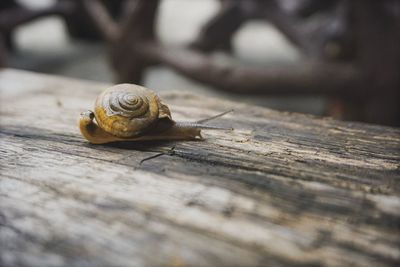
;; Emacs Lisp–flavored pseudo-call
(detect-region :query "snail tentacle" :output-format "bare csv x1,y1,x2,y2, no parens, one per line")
79,111,122,144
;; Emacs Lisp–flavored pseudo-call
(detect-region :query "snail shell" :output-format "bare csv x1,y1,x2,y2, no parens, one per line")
79,84,232,144
94,84,172,138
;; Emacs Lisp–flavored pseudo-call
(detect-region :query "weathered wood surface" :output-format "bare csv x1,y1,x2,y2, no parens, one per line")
0,69,399,267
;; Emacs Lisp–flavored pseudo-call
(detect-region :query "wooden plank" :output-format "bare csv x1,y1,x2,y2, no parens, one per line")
0,69,399,267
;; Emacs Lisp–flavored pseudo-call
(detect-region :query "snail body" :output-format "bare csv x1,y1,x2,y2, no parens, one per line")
79,84,231,144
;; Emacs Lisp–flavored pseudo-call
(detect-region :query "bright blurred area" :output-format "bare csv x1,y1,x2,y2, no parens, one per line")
1,0,399,126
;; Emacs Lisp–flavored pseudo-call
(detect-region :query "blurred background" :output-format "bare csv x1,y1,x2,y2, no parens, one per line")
1,0,399,126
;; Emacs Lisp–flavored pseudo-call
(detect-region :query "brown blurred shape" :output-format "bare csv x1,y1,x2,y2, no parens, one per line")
1,0,399,126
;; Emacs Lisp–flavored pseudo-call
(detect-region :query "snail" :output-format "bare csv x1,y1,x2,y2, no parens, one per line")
79,84,232,144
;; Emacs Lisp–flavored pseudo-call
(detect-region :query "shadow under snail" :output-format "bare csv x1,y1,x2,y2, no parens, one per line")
79,84,232,144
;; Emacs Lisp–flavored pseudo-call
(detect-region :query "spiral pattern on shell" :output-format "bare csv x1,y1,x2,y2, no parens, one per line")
94,84,162,138
105,89,150,118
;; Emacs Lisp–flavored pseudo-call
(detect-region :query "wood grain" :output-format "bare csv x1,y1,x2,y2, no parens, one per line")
0,69,399,267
